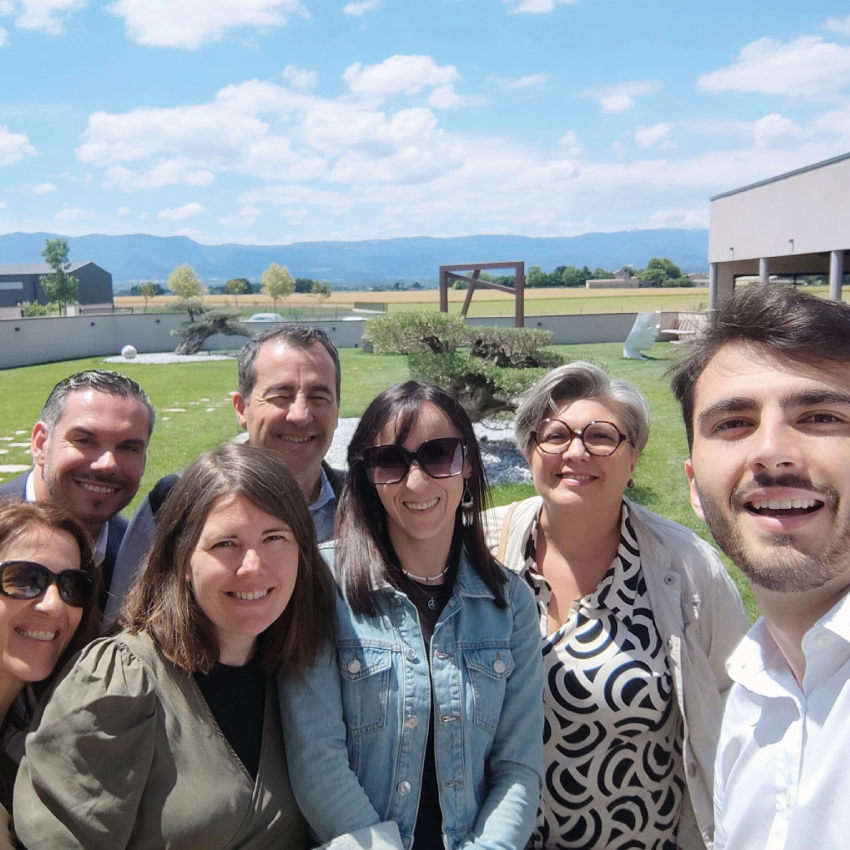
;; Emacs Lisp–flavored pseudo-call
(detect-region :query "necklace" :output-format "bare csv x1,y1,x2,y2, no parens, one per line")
405,579,443,611
401,564,448,584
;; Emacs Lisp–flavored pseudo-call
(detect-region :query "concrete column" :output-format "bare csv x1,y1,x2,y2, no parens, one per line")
710,264,735,312
759,257,770,283
830,250,844,301
708,263,718,311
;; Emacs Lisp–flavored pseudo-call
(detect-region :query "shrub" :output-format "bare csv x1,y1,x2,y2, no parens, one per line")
365,312,468,354
20,301,59,317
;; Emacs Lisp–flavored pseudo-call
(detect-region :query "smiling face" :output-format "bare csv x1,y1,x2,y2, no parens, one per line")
686,342,850,594
31,389,150,536
187,493,300,666
0,525,84,693
527,396,638,521
232,341,339,499
373,404,469,556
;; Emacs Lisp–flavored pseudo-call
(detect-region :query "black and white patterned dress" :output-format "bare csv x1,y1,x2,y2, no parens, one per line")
524,502,685,850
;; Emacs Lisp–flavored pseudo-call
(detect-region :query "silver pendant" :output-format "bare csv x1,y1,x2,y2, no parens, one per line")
428,597,438,611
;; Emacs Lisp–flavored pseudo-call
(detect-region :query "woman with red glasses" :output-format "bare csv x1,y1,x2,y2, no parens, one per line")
484,362,749,850
280,381,543,850
0,499,100,847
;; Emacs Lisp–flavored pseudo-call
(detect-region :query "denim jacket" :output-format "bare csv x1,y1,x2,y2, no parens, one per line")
279,542,544,850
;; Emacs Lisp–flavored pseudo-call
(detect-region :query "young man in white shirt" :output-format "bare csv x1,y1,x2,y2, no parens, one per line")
670,282,850,850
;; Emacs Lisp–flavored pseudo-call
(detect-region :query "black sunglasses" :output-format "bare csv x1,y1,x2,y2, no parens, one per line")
0,560,94,608
357,437,466,485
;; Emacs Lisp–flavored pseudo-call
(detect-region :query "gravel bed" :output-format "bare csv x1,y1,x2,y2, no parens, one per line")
103,352,236,364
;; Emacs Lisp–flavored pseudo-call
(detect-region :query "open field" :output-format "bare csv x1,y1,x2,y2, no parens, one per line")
0,341,758,619
115,286,713,317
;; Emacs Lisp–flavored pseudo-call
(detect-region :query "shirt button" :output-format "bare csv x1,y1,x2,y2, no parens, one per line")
397,781,411,796
687,763,697,777
663,574,675,586
493,659,506,674
404,715,419,729
404,647,417,661
817,633,834,648
347,659,361,674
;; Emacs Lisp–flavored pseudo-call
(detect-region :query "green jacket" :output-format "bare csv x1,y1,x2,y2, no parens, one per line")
14,631,306,850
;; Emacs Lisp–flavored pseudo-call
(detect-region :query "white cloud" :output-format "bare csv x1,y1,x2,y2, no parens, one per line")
634,122,674,149
343,0,379,15
219,206,261,226
55,206,96,221
116,206,131,215
241,184,354,214
0,200,5,208
17,181,56,193
158,201,205,220
699,36,850,98
175,227,200,236
0,26,8,45
343,55,459,98
427,85,486,110
105,161,215,191
558,130,582,157
502,73,550,89
581,80,660,113
504,0,579,12
282,64,316,91
139,211,149,219
752,113,802,147
1,0,86,36
0,125,36,166
106,0,305,49
824,15,850,37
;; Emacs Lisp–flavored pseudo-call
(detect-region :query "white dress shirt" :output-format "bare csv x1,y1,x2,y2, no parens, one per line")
714,590,850,850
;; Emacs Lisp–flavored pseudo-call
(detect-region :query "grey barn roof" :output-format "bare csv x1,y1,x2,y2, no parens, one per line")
0,262,93,275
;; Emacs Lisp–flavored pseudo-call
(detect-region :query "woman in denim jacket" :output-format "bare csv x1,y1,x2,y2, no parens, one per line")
280,382,544,850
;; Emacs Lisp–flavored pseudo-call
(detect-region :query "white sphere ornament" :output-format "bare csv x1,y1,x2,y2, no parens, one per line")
121,345,138,360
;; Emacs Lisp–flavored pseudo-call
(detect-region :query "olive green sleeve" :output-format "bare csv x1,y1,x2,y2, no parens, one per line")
14,638,157,850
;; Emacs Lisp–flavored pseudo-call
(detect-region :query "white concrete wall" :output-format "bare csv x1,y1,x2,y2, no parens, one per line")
1,312,682,369
709,156,850,263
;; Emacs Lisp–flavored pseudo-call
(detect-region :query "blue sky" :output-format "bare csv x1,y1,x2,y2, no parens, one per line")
1,0,850,246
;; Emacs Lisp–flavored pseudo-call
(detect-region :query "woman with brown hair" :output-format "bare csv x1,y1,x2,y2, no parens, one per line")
14,443,333,849
0,499,100,848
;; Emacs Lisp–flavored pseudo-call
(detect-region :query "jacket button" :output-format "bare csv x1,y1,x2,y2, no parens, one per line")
663,574,675,586
397,781,411,796
347,659,361,674
404,647,417,661
404,715,419,728
493,659,506,674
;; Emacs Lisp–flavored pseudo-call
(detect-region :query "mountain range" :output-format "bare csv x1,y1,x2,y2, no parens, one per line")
0,229,709,288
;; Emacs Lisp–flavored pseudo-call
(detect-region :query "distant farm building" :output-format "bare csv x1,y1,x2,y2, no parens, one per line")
709,151,850,307
0,262,114,311
585,267,640,289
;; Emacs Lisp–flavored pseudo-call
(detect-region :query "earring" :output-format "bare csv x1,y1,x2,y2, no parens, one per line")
627,478,635,489
460,486,475,527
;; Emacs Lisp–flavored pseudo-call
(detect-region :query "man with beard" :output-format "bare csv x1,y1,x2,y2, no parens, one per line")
0,371,154,609
670,283,850,850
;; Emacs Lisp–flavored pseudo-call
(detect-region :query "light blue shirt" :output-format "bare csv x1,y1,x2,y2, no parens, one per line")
279,542,544,850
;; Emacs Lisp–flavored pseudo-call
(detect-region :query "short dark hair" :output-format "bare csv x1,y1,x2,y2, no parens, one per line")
669,283,850,447
237,326,341,401
0,499,102,720
122,443,334,675
40,370,155,437
336,381,506,616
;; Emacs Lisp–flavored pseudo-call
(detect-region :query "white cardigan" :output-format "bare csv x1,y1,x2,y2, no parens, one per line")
484,496,749,850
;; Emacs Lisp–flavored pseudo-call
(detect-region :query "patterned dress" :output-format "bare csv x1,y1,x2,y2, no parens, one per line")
524,502,685,850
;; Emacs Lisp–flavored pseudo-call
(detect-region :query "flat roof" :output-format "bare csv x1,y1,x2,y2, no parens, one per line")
0,262,92,276
710,151,850,202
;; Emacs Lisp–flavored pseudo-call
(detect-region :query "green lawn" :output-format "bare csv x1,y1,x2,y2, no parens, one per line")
0,341,758,620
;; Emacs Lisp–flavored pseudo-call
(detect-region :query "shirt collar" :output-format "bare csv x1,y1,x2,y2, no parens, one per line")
309,465,335,513
24,471,108,566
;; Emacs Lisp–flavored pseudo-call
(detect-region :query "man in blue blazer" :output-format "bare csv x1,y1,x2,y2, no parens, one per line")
0,370,154,609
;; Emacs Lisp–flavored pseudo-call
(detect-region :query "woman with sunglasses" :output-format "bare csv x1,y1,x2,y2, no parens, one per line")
0,499,99,847
484,362,748,850
280,381,543,850
14,443,333,849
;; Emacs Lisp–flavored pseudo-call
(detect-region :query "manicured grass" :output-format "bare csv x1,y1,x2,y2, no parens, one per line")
0,341,758,620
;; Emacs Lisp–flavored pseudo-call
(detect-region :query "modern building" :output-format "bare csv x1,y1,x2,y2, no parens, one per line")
0,261,113,310
708,152,850,308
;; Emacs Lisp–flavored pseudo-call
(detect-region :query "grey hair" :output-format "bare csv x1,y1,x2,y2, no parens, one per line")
514,361,650,456
237,326,341,401
41,370,155,437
